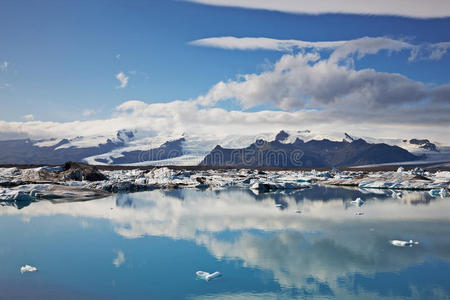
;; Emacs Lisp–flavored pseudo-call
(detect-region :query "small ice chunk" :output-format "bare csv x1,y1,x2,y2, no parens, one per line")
397,167,405,173
196,270,222,281
429,188,448,198
390,240,419,247
20,265,37,274
351,197,364,207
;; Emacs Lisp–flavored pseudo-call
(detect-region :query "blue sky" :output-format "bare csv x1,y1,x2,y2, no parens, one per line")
1,0,450,142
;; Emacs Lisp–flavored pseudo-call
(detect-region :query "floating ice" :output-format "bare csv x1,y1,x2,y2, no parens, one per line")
196,271,222,281
429,188,448,198
351,197,364,207
355,212,364,216
390,240,419,247
20,265,37,274
250,182,269,191
391,190,403,199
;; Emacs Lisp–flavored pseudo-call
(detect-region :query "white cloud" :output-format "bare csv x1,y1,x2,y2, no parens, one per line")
190,36,448,62
0,61,7,72
195,50,428,109
190,36,346,51
116,72,129,89
82,109,96,117
0,83,11,89
409,42,450,61
116,54,121,60
112,250,125,267
0,37,449,144
188,0,450,19
23,114,34,121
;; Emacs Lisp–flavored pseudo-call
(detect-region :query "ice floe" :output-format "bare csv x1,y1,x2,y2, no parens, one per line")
351,197,364,207
0,163,449,203
390,240,419,247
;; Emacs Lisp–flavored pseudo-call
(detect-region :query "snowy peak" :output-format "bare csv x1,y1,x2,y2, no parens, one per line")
275,130,289,142
116,129,135,143
344,133,355,142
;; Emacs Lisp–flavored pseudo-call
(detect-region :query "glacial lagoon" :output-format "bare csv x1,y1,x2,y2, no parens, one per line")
1,186,449,299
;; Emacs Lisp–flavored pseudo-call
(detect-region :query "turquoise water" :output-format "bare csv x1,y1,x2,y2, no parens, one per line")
0,186,449,299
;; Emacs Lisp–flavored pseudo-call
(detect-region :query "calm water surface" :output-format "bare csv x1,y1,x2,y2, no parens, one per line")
0,186,449,299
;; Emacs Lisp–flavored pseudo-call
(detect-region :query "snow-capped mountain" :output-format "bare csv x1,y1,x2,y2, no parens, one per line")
0,129,447,167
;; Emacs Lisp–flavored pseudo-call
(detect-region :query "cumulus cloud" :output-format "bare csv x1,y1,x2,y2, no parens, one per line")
23,114,34,121
82,109,96,117
1,95,449,144
195,50,429,109
0,37,450,144
188,0,450,19
0,61,7,72
116,72,129,89
113,250,125,267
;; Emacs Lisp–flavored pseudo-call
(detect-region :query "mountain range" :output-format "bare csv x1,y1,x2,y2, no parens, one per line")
0,129,442,168
200,131,418,168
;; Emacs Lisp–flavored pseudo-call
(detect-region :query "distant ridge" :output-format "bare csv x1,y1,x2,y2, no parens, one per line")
199,131,419,168
0,129,431,166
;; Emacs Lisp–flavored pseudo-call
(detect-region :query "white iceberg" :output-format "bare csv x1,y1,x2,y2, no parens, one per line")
20,265,38,274
429,188,448,198
390,240,419,247
351,197,364,207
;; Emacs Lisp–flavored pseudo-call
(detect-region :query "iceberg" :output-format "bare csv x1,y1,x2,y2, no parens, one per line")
351,197,364,207
429,188,449,198
390,240,419,247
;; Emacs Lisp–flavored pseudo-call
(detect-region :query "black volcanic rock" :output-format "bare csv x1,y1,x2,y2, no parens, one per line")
63,161,108,181
199,137,418,168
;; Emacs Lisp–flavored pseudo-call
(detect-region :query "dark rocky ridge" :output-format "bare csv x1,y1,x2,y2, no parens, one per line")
408,139,439,152
200,135,419,168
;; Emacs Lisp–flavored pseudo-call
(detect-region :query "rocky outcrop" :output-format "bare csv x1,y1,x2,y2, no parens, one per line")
62,161,108,181
408,139,439,152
